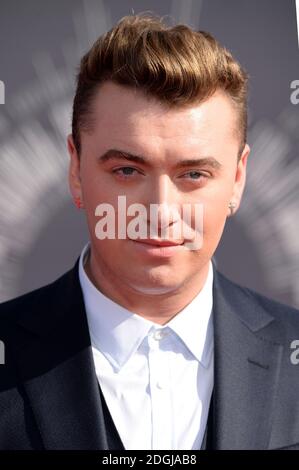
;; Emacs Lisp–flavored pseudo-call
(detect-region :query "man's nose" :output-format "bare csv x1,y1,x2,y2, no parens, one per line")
146,175,181,230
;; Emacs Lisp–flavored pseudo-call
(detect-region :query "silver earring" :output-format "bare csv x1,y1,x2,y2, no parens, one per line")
228,201,237,216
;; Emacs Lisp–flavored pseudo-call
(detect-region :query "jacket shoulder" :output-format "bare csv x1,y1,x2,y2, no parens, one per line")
0,265,76,331
215,269,299,329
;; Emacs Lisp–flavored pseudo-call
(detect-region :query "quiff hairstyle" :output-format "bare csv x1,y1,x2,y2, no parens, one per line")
72,13,248,157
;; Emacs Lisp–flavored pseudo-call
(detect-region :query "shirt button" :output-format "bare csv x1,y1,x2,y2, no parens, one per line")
153,329,166,340
156,380,165,389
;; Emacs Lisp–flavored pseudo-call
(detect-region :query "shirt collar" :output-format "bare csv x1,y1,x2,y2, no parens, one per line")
79,242,213,370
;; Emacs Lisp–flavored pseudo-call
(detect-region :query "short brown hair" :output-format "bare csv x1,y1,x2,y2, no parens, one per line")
72,13,248,156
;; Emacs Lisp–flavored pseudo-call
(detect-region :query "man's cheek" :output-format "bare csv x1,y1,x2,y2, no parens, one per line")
202,209,227,241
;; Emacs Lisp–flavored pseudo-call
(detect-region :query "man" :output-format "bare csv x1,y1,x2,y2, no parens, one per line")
0,13,299,451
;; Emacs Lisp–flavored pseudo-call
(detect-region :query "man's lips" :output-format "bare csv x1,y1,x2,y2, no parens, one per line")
128,238,187,258
130,239,184,247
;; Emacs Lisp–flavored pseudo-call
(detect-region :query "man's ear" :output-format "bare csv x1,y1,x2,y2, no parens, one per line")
228,143,250,216
67,134,82,202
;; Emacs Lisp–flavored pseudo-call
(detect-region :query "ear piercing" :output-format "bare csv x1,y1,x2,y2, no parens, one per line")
228,201,237,216
74,196,83,209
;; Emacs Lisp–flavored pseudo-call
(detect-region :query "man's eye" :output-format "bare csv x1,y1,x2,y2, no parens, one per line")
182,171,207,180
112,167,139,177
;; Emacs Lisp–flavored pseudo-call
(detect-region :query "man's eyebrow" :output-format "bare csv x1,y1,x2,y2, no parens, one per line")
177,157,222,170
97,149,147,165
97,149,222,170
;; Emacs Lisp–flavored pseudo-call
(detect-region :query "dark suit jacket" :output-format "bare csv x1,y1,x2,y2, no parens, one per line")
1,257,299,450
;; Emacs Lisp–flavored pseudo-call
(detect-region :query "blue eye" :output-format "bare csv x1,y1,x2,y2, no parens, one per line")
121,167,135,175
178,171,210,185
183,171,207,180
188,171,202,179
113,167,138,177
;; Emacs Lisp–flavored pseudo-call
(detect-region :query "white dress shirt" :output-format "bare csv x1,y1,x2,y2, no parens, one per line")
79,242,214,450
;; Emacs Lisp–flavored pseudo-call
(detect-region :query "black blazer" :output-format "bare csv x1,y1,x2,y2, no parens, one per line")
1,258,299,450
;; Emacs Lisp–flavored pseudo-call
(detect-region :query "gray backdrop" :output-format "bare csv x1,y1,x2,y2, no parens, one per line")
0,0,299,307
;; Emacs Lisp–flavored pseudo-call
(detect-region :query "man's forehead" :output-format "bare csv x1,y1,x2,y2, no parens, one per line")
82,83,240,154
92,82,235,122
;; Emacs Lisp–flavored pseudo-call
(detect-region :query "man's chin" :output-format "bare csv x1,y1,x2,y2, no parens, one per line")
126,273,184,296
129,284,181,295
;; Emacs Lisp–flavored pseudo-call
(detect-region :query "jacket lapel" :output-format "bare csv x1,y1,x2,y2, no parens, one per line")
12,259,111,450
212,270,284,449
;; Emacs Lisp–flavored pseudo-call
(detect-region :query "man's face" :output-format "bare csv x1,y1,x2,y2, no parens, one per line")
68,81,249,295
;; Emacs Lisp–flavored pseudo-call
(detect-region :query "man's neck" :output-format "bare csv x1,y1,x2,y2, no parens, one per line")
84,249,211,325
